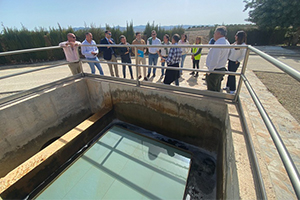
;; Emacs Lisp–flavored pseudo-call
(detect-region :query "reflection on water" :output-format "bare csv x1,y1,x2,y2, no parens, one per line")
33,121,217,200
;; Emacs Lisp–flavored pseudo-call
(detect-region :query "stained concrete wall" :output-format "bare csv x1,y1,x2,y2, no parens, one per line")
0,79,92,177
87,79,228,151
0,77,239,199
86,78,239,199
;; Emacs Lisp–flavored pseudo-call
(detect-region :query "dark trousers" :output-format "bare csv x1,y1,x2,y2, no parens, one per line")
206,68,226,92
122,65,133,78
163,63,180,86
226,60,240,91
192,59,199,70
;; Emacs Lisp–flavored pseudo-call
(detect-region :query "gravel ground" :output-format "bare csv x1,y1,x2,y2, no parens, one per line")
254,71,300,123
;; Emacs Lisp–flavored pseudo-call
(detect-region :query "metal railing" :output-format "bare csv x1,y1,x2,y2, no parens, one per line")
0,43,300,199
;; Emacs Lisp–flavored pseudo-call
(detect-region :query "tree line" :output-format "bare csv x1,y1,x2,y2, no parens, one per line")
0,20,298,65
209,24,294,46
0,22,185,65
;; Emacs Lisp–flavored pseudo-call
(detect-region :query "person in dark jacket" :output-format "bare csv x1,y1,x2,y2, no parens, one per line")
119,35,133,79
100,30,119,77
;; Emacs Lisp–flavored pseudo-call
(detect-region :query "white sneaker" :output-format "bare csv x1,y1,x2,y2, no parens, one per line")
229,90,235,94
223,87,229,90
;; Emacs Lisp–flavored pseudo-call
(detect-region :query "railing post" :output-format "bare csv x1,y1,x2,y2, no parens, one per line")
242,75,300,199
234,47,250,102
134,46,140,87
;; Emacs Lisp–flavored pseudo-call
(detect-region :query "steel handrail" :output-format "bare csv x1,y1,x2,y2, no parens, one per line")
0,46,61,56
80,59,241,75
248,45,300,82
242,74,300,199
0,61,70,80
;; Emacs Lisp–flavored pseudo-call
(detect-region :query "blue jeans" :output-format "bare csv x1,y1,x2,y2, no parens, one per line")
161,56,168,76
87,57,104,75
122,65,133,78
148,53,158,75
180,54,187,74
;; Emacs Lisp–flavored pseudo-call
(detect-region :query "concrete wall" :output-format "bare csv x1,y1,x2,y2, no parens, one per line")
86,78,239,199
0,79,92,177
87,79,227,151
0,77,239,199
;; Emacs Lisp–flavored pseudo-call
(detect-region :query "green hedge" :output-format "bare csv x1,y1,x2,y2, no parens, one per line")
1,23,294,65
209,24,292,45
0,22,185,65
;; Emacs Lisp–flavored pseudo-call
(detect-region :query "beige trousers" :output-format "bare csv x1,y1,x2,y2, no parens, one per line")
68,61,83,75
108,55,119,77
136,56,146,77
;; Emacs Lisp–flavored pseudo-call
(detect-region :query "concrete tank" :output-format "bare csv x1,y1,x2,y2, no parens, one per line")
0,76,238,199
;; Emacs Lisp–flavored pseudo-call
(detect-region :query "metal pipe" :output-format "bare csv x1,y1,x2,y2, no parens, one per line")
134,46,140,86
81,59,241,76
248,45,300,82
89,44,248,49
0,74,82,106
237,97,268,199
234,48,251,102
0,46,61,57
0,61,70,80
242,74,300,199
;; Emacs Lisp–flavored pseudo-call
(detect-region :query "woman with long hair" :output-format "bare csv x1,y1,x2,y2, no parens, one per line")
178,34,189,75
224,30,247,94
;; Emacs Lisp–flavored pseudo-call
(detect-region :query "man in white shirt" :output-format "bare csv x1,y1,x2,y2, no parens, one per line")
205,26,230,92
59,33,82,75
147,30,161,79
81,32,104,75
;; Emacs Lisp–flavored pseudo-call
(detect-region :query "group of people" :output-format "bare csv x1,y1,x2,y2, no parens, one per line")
205,26,247,93
59,26,247,93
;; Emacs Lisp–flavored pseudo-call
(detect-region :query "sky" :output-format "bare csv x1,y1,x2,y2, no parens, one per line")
0,0,251,30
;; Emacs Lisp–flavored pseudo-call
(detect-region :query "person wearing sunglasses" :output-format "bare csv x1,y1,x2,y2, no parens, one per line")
59,33,82,75
81,32,104,75
100,30,119,77
146,30,161,80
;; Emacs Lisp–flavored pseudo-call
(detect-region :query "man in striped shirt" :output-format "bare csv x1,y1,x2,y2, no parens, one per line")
161,34,182,86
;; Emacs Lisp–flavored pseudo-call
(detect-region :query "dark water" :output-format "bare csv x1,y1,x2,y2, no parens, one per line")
114,120,217,200
27,119,217,199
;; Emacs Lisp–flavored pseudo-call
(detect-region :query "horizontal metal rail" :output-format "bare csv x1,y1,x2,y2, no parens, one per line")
248,45,300,82
81,44,248,49
241,74,300,199
81,59,241,76
85,73,235,100
0,74,83,106
237,96,267,200
0,46,61,57
0,44,247,57
0,61,70,80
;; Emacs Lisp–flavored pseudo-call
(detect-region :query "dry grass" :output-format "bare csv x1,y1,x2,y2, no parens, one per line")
185,27,212,44
254,71,300,123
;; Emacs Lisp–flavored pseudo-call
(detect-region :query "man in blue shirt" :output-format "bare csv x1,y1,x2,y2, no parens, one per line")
81,32,104,75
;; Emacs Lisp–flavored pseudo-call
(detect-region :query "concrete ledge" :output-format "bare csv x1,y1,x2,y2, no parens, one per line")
0,79,92,177
0,109,113,199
